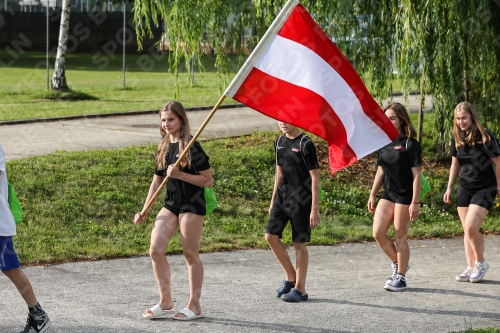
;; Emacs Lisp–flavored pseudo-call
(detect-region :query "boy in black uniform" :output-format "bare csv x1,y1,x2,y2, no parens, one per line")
444,102,500,283
265,121,321,302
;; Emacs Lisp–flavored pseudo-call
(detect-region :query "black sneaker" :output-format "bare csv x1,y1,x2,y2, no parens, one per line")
384,262,410,288
275,280,295,297
384,273,407,292
21,310,51,333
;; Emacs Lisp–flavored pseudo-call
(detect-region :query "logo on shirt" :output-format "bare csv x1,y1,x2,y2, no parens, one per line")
292,148,300,153
176,154,180,157
394,145,404,150
477,141,483,144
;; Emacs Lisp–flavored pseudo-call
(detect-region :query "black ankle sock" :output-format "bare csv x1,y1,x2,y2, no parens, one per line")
29,303,43,315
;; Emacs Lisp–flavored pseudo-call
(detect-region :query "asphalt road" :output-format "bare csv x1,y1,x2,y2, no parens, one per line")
0,94,433,162
1,237,500,333
3,95,499,333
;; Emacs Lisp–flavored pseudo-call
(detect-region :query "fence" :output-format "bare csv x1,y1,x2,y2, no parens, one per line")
0,0,231,118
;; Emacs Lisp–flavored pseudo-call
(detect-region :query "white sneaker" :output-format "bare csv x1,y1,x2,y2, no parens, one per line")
469,261,489,283
455,266,473,282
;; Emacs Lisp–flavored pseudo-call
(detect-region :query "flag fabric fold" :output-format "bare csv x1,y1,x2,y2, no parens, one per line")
225,0,399,175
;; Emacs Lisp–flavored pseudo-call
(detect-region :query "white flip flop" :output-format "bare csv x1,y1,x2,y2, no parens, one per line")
173,307,204,321
142,304,176,319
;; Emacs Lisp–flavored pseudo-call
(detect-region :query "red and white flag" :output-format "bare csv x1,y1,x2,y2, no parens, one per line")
224,0,399,175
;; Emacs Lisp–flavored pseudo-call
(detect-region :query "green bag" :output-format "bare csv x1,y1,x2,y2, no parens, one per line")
420,172,431,200
204,187,217,215
7,182,23,224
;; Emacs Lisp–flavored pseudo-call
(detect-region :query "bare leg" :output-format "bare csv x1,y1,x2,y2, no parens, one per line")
372,199,397,262
145,207,178,315
457,207,475,267
175,212,204,318
265,233,296,283
393,204,412,275
293,242,308,294
462,204,488,263
2,268,38,307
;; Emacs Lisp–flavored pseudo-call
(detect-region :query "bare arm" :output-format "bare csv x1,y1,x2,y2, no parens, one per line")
443,156,460,203
309,169,320,228
492,155,500,199
368,166,384,213
409,166,422,221
134,174,164,224
168,165,213,187
269,165,283,214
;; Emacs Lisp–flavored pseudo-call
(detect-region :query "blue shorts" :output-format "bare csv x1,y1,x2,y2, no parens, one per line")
0,236,21,271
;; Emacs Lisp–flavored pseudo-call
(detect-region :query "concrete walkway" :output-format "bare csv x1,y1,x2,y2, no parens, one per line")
1,237,499,333
2,96,500,333
0,94,433,162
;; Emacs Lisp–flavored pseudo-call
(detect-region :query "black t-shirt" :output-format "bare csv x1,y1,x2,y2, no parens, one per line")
377,134,422,196
154,141,210,210
451,129,500,191
274,133,319,214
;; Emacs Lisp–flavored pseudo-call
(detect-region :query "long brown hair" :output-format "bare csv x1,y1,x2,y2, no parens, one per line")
452,102,490,149
155,101,192,170
383,102,417,139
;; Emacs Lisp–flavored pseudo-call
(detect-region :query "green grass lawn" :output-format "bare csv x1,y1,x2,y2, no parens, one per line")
0,51,413,122
0,51,241,121
451,328,500,333
6,119,500,265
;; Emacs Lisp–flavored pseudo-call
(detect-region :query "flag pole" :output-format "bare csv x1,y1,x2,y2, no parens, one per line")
140,94,226,216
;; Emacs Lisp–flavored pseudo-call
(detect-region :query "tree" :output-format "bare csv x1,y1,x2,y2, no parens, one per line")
51,0,71,91
392,0,500,151
133,0,500,152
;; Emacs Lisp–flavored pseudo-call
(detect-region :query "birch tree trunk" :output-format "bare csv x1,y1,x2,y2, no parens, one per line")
51,0,71,91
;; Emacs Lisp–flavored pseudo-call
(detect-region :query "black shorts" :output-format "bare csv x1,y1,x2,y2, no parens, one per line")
381,190,412,205
164,203,206,216
265,205,311,243
457,186,497,211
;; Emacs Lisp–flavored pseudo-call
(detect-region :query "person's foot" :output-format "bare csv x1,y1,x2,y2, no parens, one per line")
384,262,410,288
384,273,407,291
174,307,203,320
469,261,489,283
455,266,473,282
280,288,308,302
275,280,295,297
142,304,176,319
21,310,51,333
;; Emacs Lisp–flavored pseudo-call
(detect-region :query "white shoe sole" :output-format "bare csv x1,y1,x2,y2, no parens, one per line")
469,274,486,283
455,276,471,282
384,285,407,291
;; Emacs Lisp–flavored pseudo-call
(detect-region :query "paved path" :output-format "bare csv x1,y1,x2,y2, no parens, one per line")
2,95,500,333
0,106,278,161
1,237,500,333
0,94,433,161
